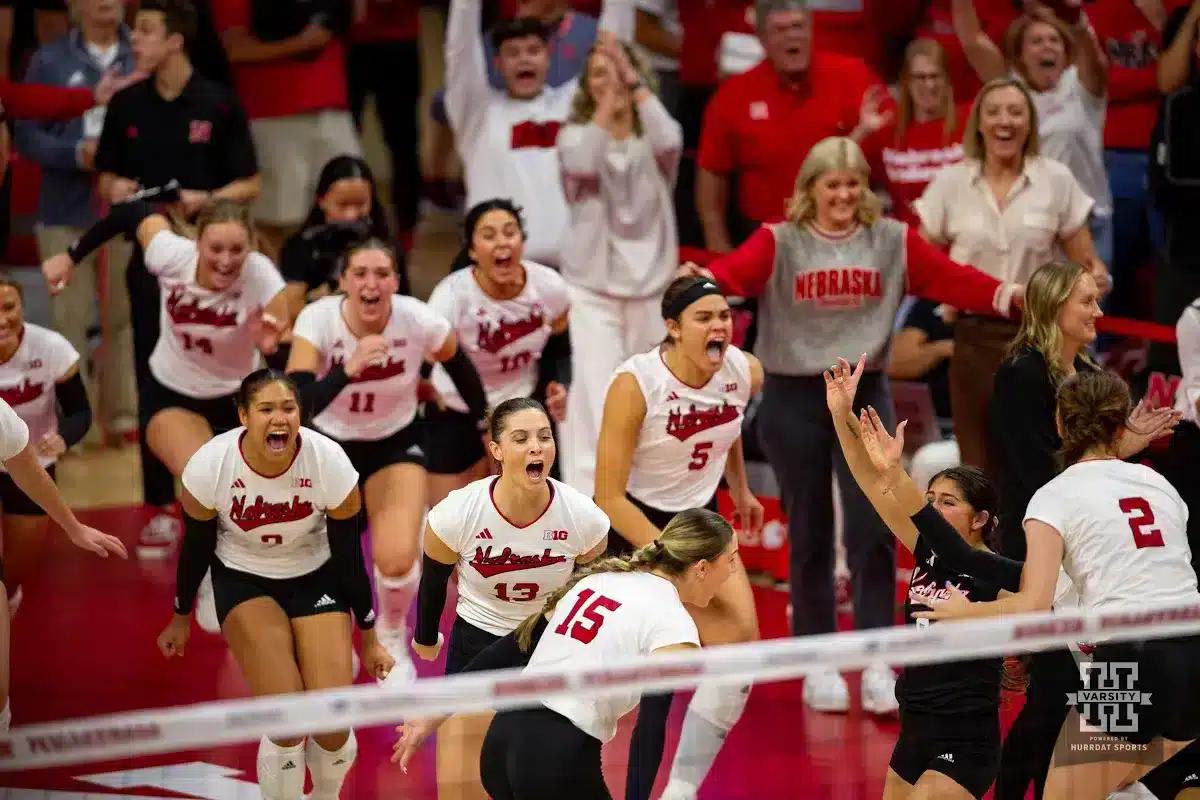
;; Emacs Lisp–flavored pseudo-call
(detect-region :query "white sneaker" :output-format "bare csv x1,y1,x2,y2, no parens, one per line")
658,779,698,800
195,570,220,633
376,626,417,686
137,513,181,560
803,667,850,713
861,664,899,716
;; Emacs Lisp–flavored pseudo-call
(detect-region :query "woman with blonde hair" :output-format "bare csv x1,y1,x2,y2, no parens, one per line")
916,76,1106,471
857,38,971,227
952,0,1113,266
556,31,684,496
681,134,1019,716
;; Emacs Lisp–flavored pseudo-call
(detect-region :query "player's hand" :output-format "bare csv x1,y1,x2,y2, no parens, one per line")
545,381,568,423
178,189,212,217
676,262,714,281
859,406,907,475
823,354,865,416
910,583,972,622
730,487,764,542
392,716,447,772
34,432,67,460
411,632,444,662
42,252,76,296
157,613,191,658
108,177,140,204
345,334,389,378
246,307,286,355
64,521,128,559
1119,401,1183,459
1086,257,1111,298
362,630,396,681
418,378,445,411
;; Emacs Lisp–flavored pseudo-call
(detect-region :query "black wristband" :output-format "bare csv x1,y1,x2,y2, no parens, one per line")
290,365,351,420
174,514,218,614
440,348,489,423
414,554,455,646
326,511,375,629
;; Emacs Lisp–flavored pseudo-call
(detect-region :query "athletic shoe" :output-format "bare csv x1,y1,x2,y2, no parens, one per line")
376,626,418,686
195,570,220,634
803,667,850,713
861,664,899,716
137,513,180,560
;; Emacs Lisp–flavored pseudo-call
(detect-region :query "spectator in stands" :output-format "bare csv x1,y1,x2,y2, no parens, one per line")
94,0,259,559
858,38,968,228
443,0,632,268
16,0,140,448
911,0,1021,99
211,0,361,260
953,0,1114,266
0,0,69,77
915,77,1105,469
426,0,605,208
347,0,421,252
694,0,879,255
1166,294,1200,575
685,136,1018,715
633,0,679,113
557,32,681,494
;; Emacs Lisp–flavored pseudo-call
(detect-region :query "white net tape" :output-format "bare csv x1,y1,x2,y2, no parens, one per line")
5,599,1200,771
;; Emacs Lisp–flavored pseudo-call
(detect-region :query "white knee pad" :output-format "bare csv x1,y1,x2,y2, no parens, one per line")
375,562,421,629
688,682,751,731
256,736,306,800
306,730,357,800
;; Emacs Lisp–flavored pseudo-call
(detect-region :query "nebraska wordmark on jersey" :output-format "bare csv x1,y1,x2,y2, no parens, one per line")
427,263,569,414
291,295,452,440
182,427,360,580
529,571,699,743
427,476,609,635
1026,459,1198,613
145,230,286,399
619,345,753,511
0,323,78,468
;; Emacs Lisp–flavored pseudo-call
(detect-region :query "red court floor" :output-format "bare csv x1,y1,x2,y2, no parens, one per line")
0,505,1005,799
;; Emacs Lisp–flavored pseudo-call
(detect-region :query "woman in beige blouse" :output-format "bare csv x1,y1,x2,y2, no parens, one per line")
914,76,1108,470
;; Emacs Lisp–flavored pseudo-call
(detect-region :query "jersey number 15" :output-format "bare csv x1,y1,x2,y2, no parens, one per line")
555,588,622,644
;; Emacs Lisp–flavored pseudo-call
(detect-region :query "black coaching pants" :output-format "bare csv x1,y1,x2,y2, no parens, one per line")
127,246,176,509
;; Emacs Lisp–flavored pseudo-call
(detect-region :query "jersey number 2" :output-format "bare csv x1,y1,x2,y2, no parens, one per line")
554,588,622,644
688,442,713,471
348,392,376,413
1119,496,1165,549
494,582,538,602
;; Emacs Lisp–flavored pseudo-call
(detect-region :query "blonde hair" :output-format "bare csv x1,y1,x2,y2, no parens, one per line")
514,508,734,651
961,77,1040,162
1003,13,1077,87
1006,260,1098,387
896,39,958,144
171,199,257,247
784,137,882,226
567,42,658,135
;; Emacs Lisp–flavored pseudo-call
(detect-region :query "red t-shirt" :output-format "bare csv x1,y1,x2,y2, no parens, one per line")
698,54,879,224
351,0,420,42
210,0,349,120
678,0,754,87
913,0,1020,104
860,103,970,228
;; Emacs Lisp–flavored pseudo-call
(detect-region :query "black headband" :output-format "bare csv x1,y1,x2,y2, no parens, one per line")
664,280,723,320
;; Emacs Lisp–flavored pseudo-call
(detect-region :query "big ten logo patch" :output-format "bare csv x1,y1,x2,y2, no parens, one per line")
543,530,568,541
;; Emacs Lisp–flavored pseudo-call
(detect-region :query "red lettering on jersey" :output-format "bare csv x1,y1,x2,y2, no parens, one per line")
665,402,739,442
166,287,239,328
230,494,315,532
1012,618,1084,641
470,546,567,578
331,354,407,383
908,570,971,602
292,477,312,489
25,360,42,370
476,307,546,354
793,267,882,308
0,378,43,407
510,120,562,150
724,382,738,393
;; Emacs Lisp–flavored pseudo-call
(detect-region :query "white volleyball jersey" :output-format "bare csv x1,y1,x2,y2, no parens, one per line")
531,571,700,743
427,476,609,636
618,346,753,511
145,230,286,399
0,399,29,462
1026,459,1198,613
182,427,360,580
291,295,451,440
0,324,79,468
427,263,570,414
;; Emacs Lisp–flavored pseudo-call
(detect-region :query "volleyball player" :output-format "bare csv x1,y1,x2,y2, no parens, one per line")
395,508,736,800
42,198,289,572
287,238,487,682
593,275,762,800
0,275,92,609
0,395,125,730
916,370,1200,800
157,369,392,800
424,199,571,504
411,397,610,798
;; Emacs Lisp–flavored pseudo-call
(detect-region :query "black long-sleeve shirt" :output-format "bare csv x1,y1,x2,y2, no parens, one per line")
987,347,1094,560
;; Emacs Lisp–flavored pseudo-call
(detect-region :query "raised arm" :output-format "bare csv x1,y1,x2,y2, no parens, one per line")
1158,3,1200,93
444,0,493,138
951,0,1007,82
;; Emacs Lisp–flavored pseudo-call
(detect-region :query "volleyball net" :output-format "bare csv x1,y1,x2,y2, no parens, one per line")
5,598,1200,773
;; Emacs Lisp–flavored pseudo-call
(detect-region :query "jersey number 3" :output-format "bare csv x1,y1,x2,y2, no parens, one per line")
555,588,622,644
1119,496,1165,549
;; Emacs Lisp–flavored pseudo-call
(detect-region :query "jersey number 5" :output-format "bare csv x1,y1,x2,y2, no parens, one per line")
1119,496,1165,549
688,442,713,471
494,582,538,602
554,588,622,644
